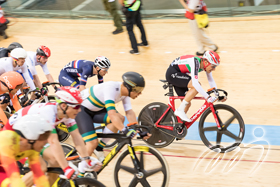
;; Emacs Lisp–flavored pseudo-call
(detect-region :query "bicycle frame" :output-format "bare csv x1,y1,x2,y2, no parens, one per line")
155,96,222,130
96,133,145,175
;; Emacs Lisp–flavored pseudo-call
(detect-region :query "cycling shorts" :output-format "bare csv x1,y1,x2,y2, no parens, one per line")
58,70,80,88
165,65,191,96
75,106,111,143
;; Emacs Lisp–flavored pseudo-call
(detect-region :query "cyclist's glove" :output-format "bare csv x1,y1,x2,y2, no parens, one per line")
122,127,137,139
63,165,78,180
139,131,149,139
40,87,48,96
207,96,217,103
78,157,101,173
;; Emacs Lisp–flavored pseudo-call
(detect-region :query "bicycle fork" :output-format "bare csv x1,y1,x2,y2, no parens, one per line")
127,145,144,179
209,103,222,130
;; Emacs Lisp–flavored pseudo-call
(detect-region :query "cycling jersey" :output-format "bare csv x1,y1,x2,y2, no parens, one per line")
5,103,78,134
168,55,217,99
76,81,132,142
59,60,103,87
0,130,49,187
25,51,50,76
81,81,132,112
0,57,36,90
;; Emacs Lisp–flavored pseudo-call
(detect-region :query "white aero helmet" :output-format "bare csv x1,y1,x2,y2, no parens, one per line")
203,50,220,66
10,48,27,60
13,114,53,141
94,56,111,69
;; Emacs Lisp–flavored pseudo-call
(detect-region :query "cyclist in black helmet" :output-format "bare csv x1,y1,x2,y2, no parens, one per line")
0,42,23,58
75,71,151,162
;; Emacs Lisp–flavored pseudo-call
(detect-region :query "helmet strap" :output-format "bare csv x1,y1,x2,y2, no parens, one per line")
58,103,69,117
28,140,36,150
203,58,211,71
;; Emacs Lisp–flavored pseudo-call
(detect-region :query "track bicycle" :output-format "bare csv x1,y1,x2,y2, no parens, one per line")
138,80,245,153
61,124,170,187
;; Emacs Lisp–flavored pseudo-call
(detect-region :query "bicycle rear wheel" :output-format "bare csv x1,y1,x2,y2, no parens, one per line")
199,104,245,153
138,102,176,148
113,145,170,187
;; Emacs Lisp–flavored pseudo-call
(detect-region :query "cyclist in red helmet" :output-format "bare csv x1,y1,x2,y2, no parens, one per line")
23,45,55,96
165,51,226,122
4,86,101,185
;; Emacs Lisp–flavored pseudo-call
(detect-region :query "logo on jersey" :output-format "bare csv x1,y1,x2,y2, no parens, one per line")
66,69,78,73
194,58,199,77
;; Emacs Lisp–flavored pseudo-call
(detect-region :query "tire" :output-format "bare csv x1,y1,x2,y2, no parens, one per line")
61,143,78,157
138,102,176,148
56,123,70,143
199,104,245,153
60,177,106,187
113,145,170,187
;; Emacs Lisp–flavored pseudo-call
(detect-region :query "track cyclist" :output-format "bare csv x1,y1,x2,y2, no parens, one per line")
58,56,111,91
0,114,52,187
24,45,55,92
165,50,227,122
0,71,24,125
76,71,151,162
3,86,101,185
0,42,23,58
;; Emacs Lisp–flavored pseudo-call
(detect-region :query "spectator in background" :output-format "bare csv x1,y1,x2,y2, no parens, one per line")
179,0,218,56
102,0,124,34
119,0,148,55
0,6,8,39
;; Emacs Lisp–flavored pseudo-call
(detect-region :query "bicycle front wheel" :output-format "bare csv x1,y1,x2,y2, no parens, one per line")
138,102,176,148
113,145,170,187
199,104,245,153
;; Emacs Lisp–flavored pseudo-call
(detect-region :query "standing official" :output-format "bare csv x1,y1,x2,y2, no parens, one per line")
179,0,218,56
119,0,148,54
102,0,124,34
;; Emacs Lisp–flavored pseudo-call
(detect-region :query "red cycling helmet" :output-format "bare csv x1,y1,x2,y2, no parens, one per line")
36,46,51,58
55,86,83,107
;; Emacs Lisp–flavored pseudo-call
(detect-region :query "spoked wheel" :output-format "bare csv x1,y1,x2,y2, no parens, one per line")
56,123,70,143
59,177,106,187
61,143,78,157
138,102,176,148
199,104,245,153
114,145,170,187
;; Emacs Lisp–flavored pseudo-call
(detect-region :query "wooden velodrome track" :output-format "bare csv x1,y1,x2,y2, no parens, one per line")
2,15,280,186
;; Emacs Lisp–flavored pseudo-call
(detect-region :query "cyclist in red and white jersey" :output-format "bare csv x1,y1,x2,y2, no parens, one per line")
4,86,101,185
165,51,226,122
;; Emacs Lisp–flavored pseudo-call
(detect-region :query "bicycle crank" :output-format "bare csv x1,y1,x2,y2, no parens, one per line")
158,122,187,139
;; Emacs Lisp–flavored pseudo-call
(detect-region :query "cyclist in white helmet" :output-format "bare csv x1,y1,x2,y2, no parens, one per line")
0,114,52,187
165,50,227,122
58,56,111,91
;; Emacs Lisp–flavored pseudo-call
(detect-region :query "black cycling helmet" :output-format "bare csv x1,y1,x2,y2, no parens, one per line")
7,42,23,52
122,71,145,96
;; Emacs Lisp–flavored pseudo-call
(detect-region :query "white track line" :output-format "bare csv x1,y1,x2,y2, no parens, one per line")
72,0,94,11
16,0,36,10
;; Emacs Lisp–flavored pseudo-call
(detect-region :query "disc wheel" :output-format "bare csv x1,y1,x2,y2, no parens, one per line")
199,104,245,153
138,102,176,148
113,145,170,187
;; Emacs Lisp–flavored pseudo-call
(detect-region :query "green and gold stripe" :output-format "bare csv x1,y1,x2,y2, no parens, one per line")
82,131,97,142
105,100,116,111
87,86,105,108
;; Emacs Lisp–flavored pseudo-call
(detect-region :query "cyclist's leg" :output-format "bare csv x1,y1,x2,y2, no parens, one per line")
58,70,80,88
75,106,98,156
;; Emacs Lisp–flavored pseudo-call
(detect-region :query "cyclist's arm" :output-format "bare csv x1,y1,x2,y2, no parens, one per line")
206,72,217,89
108,109,125,131
0,132,25,187
125,109,137,123
0,107,8,124
48,132,68,169
190,58,209,99
28,151,49,187
33,74,43,89
69,127,90,158
9,93,21,111
21,65,36,91
80,66,92,87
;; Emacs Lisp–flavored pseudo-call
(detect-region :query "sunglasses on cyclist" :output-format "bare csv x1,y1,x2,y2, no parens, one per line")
132,86,144,93
65,102,81,110
101,68,109,72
